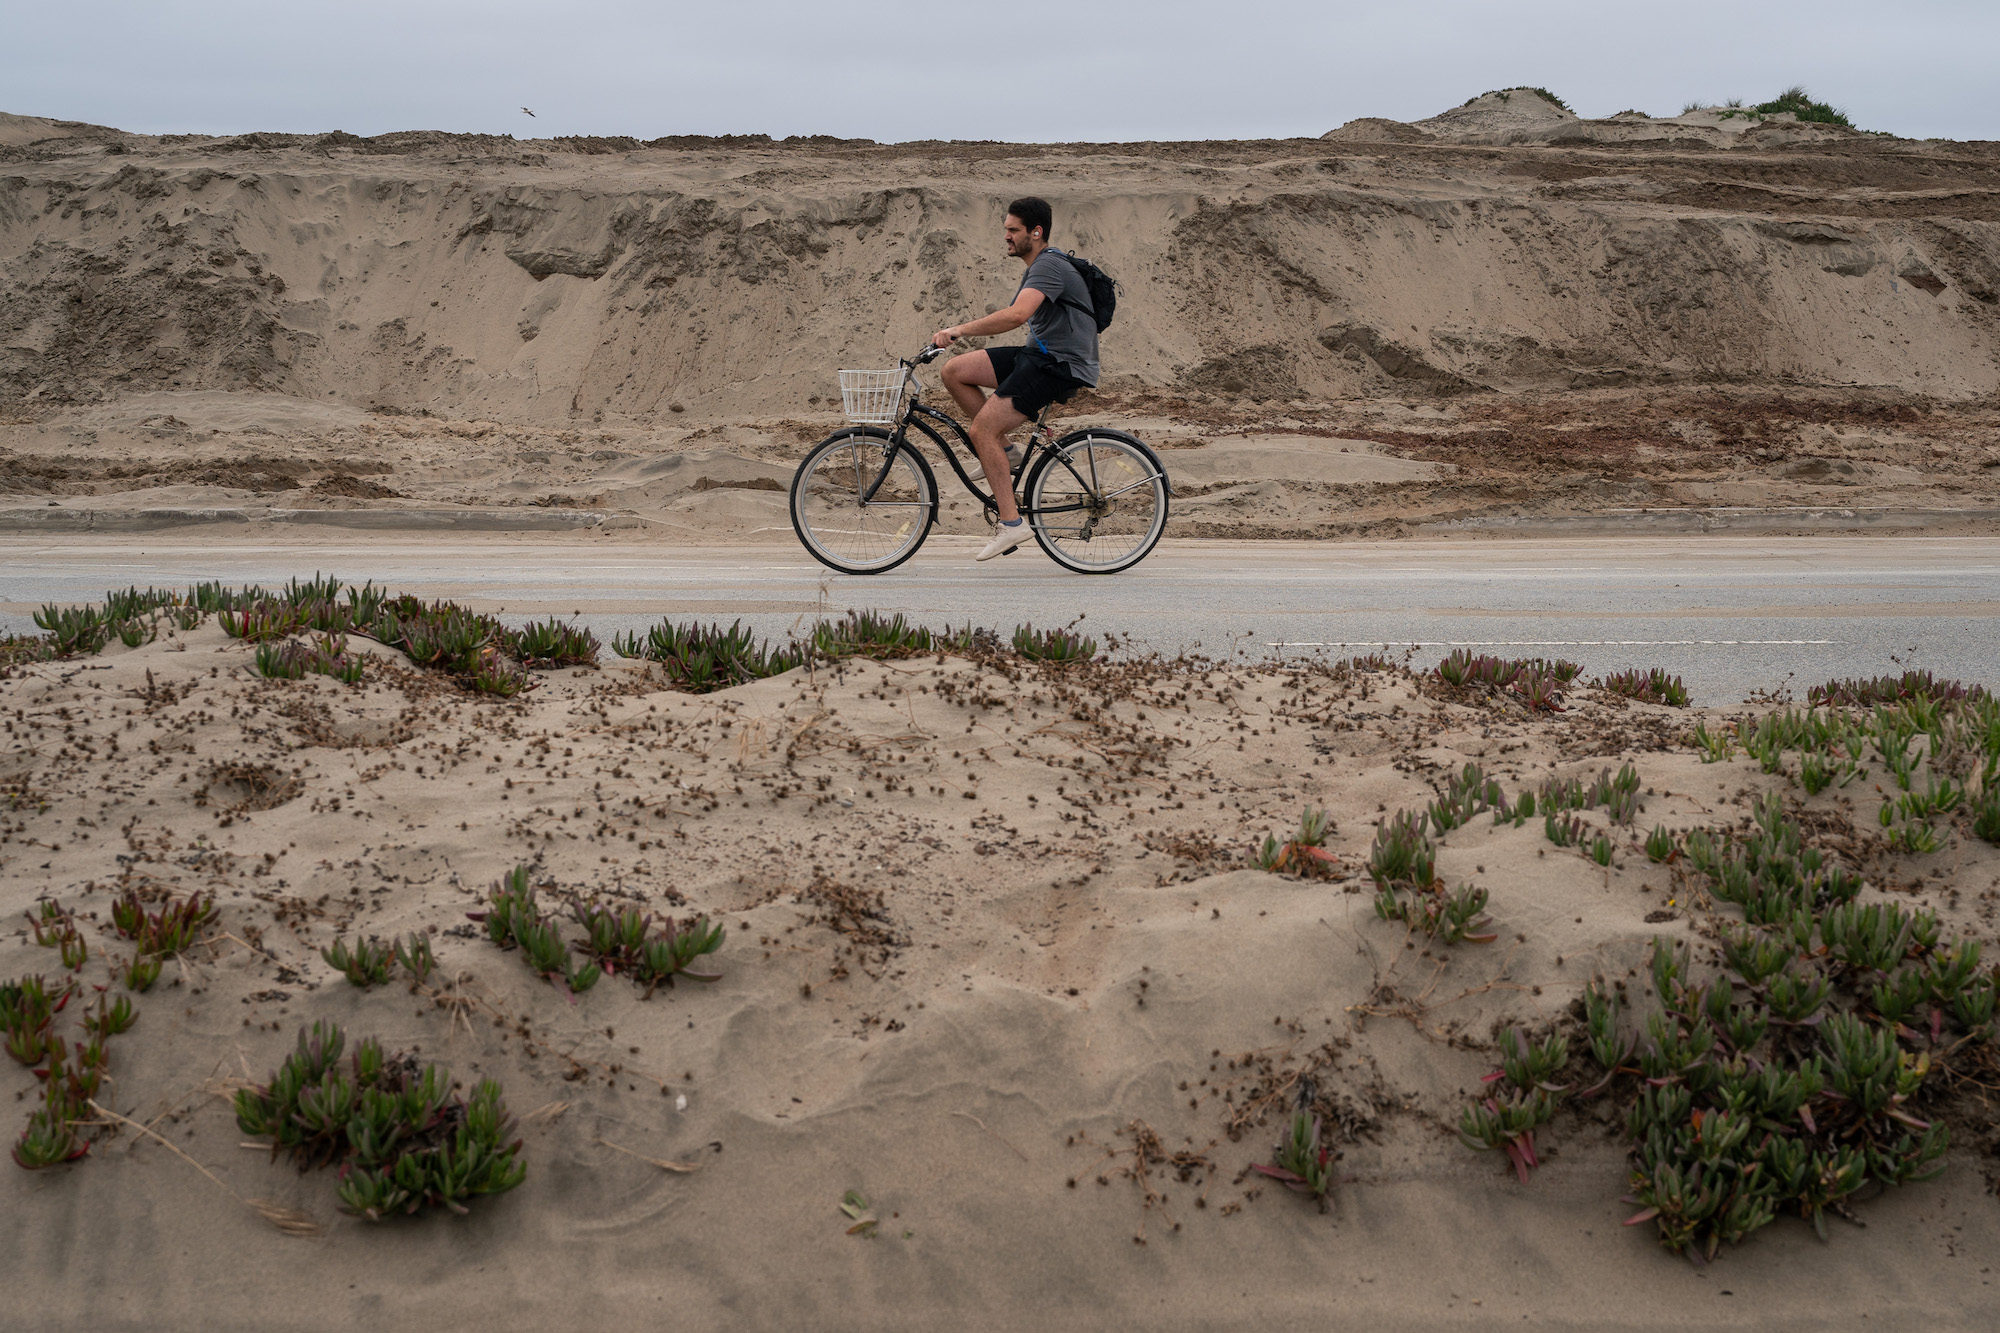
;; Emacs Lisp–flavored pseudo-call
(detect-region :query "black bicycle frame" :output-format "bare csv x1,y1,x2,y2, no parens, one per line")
858,393,1104,522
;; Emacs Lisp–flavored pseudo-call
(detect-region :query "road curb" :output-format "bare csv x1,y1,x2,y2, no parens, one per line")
0,506,607,533
1421,507,2000,536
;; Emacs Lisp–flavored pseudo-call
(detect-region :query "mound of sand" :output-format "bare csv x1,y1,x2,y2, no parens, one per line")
1413,86,1579,141
3,615,1997,1326
2,99,1998,540
2,103,1997,433
1318,117,1436,144
1327,92,1874,152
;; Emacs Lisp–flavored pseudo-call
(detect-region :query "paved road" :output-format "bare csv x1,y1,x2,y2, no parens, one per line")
3,534,1996,704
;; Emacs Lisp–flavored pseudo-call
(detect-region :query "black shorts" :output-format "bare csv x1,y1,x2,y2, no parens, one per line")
987,346,1086,420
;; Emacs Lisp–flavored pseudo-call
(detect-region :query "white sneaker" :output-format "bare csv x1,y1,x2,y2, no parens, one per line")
976,521,1037,562
1003,442,1026,474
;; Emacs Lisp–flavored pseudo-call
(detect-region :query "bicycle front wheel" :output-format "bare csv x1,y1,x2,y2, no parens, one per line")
1024,430,1170,574
790,428,938,575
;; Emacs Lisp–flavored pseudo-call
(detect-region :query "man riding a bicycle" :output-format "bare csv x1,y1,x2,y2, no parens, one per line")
789,205,1164,577
932,196,1098,562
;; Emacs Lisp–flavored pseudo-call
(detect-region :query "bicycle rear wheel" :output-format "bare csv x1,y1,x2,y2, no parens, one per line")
790,428,938,575
1024,430,1170,574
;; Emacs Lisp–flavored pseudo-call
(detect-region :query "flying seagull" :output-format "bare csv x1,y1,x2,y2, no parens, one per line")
521,107,536,117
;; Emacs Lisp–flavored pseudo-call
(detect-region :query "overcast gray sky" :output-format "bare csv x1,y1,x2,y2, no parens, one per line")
7,0,1996,143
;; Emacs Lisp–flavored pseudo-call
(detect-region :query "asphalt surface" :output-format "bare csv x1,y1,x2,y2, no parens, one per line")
3,534,1996,704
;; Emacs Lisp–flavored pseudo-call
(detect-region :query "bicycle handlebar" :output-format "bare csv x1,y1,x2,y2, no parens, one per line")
911,344,948,366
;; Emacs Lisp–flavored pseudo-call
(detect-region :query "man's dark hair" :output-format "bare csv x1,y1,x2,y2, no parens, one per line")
1007,196,1052,241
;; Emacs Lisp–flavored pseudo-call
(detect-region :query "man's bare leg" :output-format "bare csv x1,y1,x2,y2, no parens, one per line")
971,394,1029,523
940,350,995,420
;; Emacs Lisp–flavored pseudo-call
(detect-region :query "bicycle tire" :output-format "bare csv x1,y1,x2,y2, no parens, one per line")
1024,429,1171,574
789,428,939,575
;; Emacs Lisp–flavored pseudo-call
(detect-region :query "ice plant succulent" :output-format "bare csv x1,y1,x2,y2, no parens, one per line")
234,1023,526,1220
1252,1110,1338,1206
1254,805,1338,878
571,899,727,993
1428,763,1501,832
1367,807,1494,944
1597,667,1690,707
394,933,439,987
469,867,598,995
1460,1092,1559,1183
1011,622,1097,663
2,975,75,1066
612,618,805,691
12,1081,88,1170
1598,802,1988,1262
323,937,394,988
110,888,216,958
1458,1026,1568,1182
504,617,600,669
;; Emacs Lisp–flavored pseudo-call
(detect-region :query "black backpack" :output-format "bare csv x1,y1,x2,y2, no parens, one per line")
1055,251,1117,332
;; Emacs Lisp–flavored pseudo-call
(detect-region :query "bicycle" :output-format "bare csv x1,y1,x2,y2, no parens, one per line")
788,344,1172,576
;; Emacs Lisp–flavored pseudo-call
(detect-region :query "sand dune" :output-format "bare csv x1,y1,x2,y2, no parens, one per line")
0,96,1992,536
2,608,1998,1326
4,98,1999,539
4,101,1998,423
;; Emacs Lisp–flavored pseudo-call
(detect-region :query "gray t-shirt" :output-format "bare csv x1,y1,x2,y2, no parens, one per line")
1016,248,1100,387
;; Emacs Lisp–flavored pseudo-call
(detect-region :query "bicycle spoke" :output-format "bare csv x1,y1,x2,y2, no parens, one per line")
1028,436,1167,573
794,435,933,572
1096,474,1163,502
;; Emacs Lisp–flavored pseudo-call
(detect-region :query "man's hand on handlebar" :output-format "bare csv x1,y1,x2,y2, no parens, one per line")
929,327,958,350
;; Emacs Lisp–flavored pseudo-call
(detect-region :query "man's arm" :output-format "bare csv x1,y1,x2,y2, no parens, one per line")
933,287,1045,348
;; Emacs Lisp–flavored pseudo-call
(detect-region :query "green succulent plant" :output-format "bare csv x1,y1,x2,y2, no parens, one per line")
1428,763,1501,832
615,618,805,691
81,993,137,1039
120,954,163,993
1692,722,1734,764
110,888,216,957
1366,810,1434,889
1598,667,1690,707
394,933,439,987
1255,805,1338,877
236,1022,526,1220
1252,1110,1337,1202
1582,982,1633,1084
1576,758,1993,1265
323,936,394,988
1809,671,1984,708
808,610,938,661
1973,783,2000,846
504,617,600,669
12,1082,88,1170
1459,1089,1558,1183
1011,622,1096,663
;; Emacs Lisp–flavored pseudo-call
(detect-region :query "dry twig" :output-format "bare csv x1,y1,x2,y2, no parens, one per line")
87,1099,321,1237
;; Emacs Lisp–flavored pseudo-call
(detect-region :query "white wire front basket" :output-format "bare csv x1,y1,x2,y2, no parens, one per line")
838,368,907,424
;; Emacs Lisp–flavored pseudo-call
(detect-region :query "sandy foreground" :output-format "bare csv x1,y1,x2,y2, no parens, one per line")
2,610,1997,1330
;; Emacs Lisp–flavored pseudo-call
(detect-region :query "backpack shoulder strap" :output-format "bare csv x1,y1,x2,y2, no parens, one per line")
1051,250,1096,315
